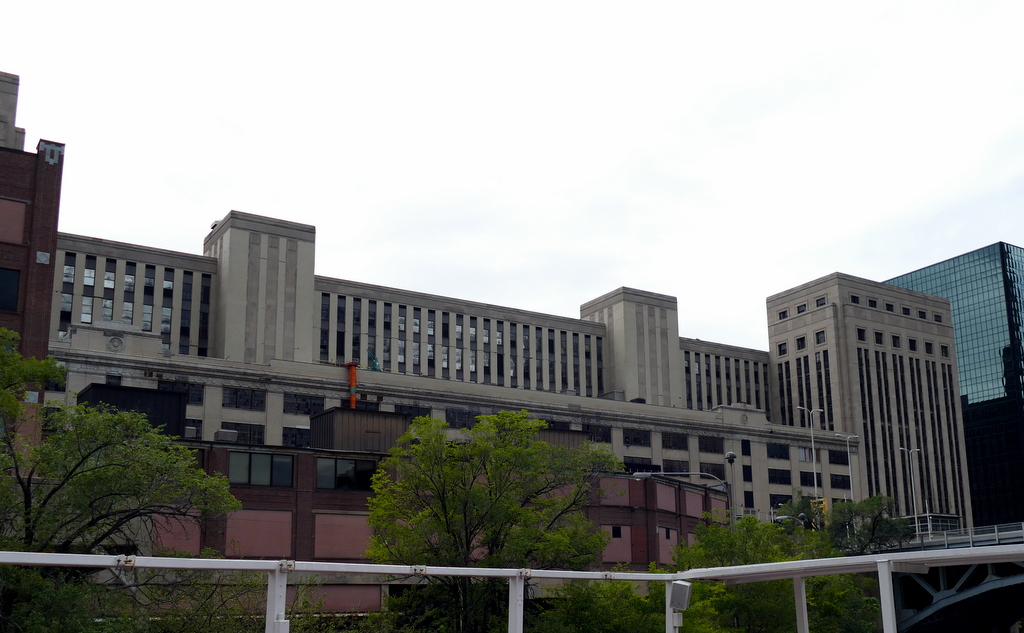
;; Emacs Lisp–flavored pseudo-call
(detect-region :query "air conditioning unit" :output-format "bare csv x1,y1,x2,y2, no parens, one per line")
183,426,199,439
214,429,238,442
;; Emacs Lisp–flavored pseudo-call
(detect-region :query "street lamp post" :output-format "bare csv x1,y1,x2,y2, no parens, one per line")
900,446,922,536
632,471,732,524
835,433,858,501
796,406,824,499
725,452,737,524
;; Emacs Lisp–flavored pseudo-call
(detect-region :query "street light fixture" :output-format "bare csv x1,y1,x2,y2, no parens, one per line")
796,406,824,499
900,446,922,536
835,433,858,501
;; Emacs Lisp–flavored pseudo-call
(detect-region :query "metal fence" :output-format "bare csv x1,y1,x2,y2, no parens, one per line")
0,551,689,633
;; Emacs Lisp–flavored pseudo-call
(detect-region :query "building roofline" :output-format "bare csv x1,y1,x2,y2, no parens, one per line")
884,242,1021,282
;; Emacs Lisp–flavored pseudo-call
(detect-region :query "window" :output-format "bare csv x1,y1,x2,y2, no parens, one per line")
909,338,917,352
868,299,877,308
698,436,724,454
925,341,934,355
799,471,822,488
0,268,19,312
778,310,789,320
918,310,927,319
662,432,688,450
828,450,849,465
622,429,651,447
885,302,894,312
741,439,751,456
229,452,292,487
317,457,376,490
857,328,866,342
941,345,949,358
158,380,204,405
830,474,851,489
934,314,943,323
611,526,622,539
798,447,817,462
768,468,792,485
850,295,860,305
796,303,807,314
766,443,790,460
742,464,752,482
282,427,310,448
583,424,611,443
815,330,826,345
663,459,689,472
815,296,826,308
395,404,432,419
83,257,96,287
222,388,266,411
699,462,726,480
221,422,265,445
770,494,793,507
185,419,202,439
283,393,325,415
874,332,884,345
105,374,122,386
623,456,653,471
777,342,788,356
891,335,901,349
796,336,806,351
901,306,911,316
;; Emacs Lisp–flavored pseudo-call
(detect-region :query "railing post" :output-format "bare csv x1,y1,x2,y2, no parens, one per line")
877,560,898,633
265,560,292,633
794,576,809,633
508,571,525,633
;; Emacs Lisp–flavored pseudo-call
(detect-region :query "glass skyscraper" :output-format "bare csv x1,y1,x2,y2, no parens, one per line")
887,243,1024,526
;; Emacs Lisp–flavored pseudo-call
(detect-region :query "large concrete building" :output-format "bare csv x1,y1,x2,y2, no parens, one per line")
888,243,1024,527
768,274,971,532
44,211,972,533
0,72,26,151
0,71,983,594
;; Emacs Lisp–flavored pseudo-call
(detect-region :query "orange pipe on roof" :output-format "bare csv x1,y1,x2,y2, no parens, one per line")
345,362,359,409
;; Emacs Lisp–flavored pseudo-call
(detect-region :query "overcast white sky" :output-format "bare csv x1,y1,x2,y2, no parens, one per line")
5,2,1024,349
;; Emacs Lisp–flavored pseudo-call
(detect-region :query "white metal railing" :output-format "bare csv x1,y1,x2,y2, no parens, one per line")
0,551,691,633
918,522,1024,549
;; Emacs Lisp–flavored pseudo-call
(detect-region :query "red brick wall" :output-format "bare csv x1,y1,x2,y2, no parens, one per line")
0,141,64,360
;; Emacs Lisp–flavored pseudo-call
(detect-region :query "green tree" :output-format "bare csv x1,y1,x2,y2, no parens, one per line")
366,410,621,633
0,328,64,425
673,516,878,633
776,493,913,555
0,328,241,631
0,404,240,554
826,496,913,555
528,574,666,633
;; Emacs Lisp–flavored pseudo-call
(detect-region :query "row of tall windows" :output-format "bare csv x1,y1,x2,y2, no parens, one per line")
682,351,770,413
227,452,377,491
317,293,604,395
856,348,966,519
776,350,835,429
58,252,210,356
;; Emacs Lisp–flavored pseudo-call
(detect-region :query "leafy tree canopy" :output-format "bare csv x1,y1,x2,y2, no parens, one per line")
366,410,621,633
775,493,913,555
0,327,242,631
368,410,620,570
0,404,240,554
0,328,64,423
673,516,878,633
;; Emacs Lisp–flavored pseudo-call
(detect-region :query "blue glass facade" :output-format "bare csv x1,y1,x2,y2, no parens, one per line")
888,243,1024,526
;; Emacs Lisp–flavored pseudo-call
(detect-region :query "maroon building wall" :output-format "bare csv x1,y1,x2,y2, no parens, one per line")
0,140,64,359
